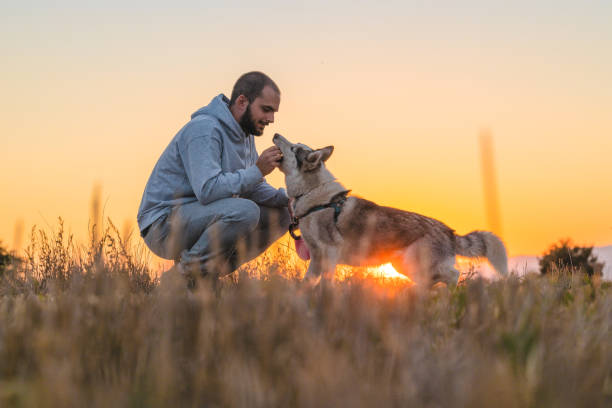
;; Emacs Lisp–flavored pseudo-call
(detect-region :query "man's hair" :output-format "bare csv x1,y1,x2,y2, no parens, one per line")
229,71,280,106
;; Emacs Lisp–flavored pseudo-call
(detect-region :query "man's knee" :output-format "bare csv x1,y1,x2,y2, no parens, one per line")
222,198,260,232
259,206,291,243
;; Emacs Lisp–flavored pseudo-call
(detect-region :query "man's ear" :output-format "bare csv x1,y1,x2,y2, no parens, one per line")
303,146,334,171
230,94,249,120
236,94,249,110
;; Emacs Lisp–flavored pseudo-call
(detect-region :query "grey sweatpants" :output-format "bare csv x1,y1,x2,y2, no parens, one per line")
143,198,290,276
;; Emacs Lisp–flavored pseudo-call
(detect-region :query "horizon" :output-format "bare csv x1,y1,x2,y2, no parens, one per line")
2,1,612,257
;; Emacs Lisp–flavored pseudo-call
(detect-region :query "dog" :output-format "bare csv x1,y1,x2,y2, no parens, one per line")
272,133,508,286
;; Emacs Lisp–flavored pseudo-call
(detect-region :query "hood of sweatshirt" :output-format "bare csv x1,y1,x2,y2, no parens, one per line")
190,94,247,142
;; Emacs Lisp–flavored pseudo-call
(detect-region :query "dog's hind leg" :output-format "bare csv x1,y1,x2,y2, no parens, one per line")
392,241,459,288
430,257,460,287
391,240,433,287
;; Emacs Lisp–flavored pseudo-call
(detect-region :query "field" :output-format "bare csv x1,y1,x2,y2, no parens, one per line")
1,220,612,407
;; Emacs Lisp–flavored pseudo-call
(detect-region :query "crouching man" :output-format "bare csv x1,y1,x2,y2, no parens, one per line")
137,71,290,281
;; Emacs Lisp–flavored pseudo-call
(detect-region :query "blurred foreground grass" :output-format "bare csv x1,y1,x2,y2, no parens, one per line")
1,219,612,407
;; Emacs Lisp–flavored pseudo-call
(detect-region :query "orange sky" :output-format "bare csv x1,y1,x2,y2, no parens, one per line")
1,2,611,257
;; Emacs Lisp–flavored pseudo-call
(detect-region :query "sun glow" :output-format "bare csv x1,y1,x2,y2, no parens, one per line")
367,263,412,282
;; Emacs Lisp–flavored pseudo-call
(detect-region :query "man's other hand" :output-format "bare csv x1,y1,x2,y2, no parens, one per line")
257,146,283,176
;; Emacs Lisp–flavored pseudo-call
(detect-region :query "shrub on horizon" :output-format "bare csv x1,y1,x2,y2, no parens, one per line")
0,242,10,275
0,242,21,277
539,239,601,277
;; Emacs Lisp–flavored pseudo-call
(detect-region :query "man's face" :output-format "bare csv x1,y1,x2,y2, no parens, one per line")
239,85,280,136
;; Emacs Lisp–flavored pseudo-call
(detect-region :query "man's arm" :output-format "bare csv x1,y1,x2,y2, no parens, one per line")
179,132,263,205
242,182,289,207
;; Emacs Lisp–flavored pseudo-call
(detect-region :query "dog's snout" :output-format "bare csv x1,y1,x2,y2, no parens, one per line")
273,133,286,148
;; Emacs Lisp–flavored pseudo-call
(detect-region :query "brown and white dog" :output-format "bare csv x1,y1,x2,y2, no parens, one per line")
273,133,508,286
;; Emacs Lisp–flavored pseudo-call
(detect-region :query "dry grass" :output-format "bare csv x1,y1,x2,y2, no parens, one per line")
1,219,612,407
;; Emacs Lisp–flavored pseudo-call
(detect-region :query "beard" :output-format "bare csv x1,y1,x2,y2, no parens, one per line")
239,104,263,136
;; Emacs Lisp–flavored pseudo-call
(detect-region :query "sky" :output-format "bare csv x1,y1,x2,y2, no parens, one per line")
1,0,611,257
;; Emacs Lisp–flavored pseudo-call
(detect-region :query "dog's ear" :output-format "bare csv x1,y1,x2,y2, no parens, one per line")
319,146,334,162
303,146,334,171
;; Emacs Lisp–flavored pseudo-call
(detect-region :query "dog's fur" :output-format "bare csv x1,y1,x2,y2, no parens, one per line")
273,133,508,286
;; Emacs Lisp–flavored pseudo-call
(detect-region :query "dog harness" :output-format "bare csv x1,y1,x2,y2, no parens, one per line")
288,190,351,240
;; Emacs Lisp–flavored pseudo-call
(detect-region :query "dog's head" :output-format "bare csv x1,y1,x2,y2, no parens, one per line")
272,133,334,197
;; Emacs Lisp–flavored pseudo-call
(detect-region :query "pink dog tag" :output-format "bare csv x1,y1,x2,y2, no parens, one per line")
295,237,311,260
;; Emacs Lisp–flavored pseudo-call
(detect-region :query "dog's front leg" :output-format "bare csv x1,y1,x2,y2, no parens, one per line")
304,248,337,285
320,256,337,282
304,252,323,283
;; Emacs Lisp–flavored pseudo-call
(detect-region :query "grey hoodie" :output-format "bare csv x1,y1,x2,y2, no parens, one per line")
137,94,288,235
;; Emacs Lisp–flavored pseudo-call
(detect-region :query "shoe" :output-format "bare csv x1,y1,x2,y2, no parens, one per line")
159,263,188,291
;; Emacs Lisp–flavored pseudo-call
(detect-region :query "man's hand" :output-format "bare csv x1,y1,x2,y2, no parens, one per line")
256,146,283,176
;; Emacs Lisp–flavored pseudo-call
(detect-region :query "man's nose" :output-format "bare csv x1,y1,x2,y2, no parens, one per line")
268,112,275,123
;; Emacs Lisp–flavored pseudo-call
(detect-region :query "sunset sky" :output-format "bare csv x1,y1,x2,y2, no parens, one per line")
2,1,611,257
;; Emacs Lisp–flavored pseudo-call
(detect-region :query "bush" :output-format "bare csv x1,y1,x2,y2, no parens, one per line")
0,218,157,295
539,239,599,276
0,242,16,277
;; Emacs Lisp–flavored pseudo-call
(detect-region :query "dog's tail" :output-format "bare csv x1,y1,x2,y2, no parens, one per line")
455,231,508,276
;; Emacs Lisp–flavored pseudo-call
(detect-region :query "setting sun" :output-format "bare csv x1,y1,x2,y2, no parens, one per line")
367,263,411,282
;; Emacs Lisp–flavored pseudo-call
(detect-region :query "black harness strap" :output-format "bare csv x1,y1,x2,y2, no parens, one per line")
289,190,351,240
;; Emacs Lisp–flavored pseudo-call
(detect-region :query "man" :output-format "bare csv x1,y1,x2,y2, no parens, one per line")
137,72,290,279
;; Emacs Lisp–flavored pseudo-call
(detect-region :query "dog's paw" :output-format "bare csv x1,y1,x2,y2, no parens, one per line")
301,273,321,288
